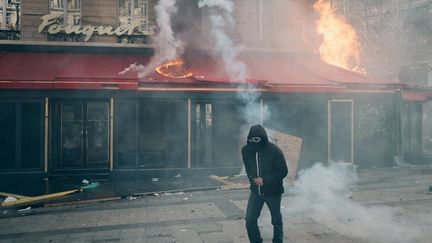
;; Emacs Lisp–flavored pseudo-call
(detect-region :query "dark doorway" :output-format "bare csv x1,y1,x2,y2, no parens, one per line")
329,100,353,163
0,100,44,171
53,100,109,169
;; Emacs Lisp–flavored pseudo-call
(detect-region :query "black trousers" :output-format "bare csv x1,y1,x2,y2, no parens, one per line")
245,191,283,243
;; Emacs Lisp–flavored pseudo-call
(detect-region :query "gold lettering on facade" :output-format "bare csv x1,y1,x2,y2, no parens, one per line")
38,13,154,41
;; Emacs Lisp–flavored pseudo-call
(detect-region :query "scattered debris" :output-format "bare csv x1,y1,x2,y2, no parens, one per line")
127,196,137,200
1,190,78,207
0,192,27,199
152,178,159,182
4,196,17,203
17,206,31,212
183,197,188,201
176,192,184,195
82,179,90,184
163,192,173,196
153,193,160,196
174,174,182,178
82,182,99,190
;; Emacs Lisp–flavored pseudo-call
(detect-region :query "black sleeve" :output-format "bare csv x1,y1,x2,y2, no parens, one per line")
262,148,288,185
241,147,256,184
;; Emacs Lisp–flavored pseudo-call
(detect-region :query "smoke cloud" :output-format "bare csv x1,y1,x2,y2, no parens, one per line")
283,163,420,243
120,0,183,78
197,0,267,126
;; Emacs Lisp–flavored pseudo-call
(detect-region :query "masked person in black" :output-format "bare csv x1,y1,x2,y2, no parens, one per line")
242,124,288,243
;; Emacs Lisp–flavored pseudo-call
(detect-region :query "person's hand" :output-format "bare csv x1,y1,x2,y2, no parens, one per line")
253,177,264,186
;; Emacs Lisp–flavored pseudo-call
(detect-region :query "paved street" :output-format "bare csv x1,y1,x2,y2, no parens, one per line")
1,165,432,243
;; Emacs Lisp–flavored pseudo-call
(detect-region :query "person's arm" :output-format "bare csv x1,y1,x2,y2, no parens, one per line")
262,148,288,185
241,148,256,185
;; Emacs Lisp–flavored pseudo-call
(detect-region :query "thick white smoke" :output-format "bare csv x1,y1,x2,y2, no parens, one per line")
120,0,183,78
198,0,267,126
284,163,420,243
198,0,246,81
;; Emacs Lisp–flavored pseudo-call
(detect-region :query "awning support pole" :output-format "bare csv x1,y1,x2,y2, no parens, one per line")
109,98,114,171
188,99,191,169
44,97,49,173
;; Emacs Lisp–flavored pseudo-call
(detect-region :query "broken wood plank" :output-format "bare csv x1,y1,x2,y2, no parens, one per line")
1,189,79,207
0,192,29,199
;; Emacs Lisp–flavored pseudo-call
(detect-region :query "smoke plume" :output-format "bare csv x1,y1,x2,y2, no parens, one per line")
198,0,267,125
120,0,183,78
284,163,420,243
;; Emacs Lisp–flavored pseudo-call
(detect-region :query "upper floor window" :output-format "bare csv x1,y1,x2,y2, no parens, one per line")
0,0,20,30
50,0,80,26
119,0,149,32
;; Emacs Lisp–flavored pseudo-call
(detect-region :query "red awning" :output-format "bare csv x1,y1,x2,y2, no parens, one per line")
0,51,398,93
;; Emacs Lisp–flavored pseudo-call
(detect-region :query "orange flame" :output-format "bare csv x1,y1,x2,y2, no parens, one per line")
313,0,365,73
155,58,193,79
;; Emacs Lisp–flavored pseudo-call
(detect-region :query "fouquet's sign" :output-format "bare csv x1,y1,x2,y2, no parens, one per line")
38,13,154,41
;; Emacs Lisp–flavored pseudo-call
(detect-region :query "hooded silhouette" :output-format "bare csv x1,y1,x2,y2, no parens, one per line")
241,125,288,243
242,125,288,196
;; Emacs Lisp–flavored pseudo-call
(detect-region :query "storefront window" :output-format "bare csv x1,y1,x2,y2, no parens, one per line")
118,0,150,44
119,0,148,30
48,0,81,41
422,101,432,154
0,0,20,40
50,0,80,26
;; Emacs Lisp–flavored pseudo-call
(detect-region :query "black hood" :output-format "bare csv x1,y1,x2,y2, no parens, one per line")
247,124,268,150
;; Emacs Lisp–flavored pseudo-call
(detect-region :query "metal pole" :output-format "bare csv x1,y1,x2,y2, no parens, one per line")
44,97,49,173
187,99,191,169
109,98,114,171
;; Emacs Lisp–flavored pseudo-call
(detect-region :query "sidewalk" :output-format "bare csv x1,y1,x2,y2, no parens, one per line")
0,166,432,242
0,172,222,207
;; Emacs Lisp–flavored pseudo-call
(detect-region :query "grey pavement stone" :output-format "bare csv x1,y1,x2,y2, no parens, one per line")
193,222,221,234
119,228,147,243
39,233,69,243
66,232,95,243
145,237,173,243
170,227,202,243
92,230,121,242
200,232,233,243
217,220,248,242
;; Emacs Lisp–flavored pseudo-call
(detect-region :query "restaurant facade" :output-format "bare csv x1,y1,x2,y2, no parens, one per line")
1,0,431,177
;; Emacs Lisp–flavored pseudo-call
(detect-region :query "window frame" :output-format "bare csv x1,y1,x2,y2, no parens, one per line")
0,0,20,31
49,0,81,26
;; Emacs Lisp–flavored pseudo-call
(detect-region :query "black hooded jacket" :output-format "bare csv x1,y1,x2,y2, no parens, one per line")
241,125,288,197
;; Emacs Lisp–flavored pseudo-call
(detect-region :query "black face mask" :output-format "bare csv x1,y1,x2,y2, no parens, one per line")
248,136,265,151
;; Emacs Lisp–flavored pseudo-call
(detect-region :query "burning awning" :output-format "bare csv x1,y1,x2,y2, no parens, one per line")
0,50,404,93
